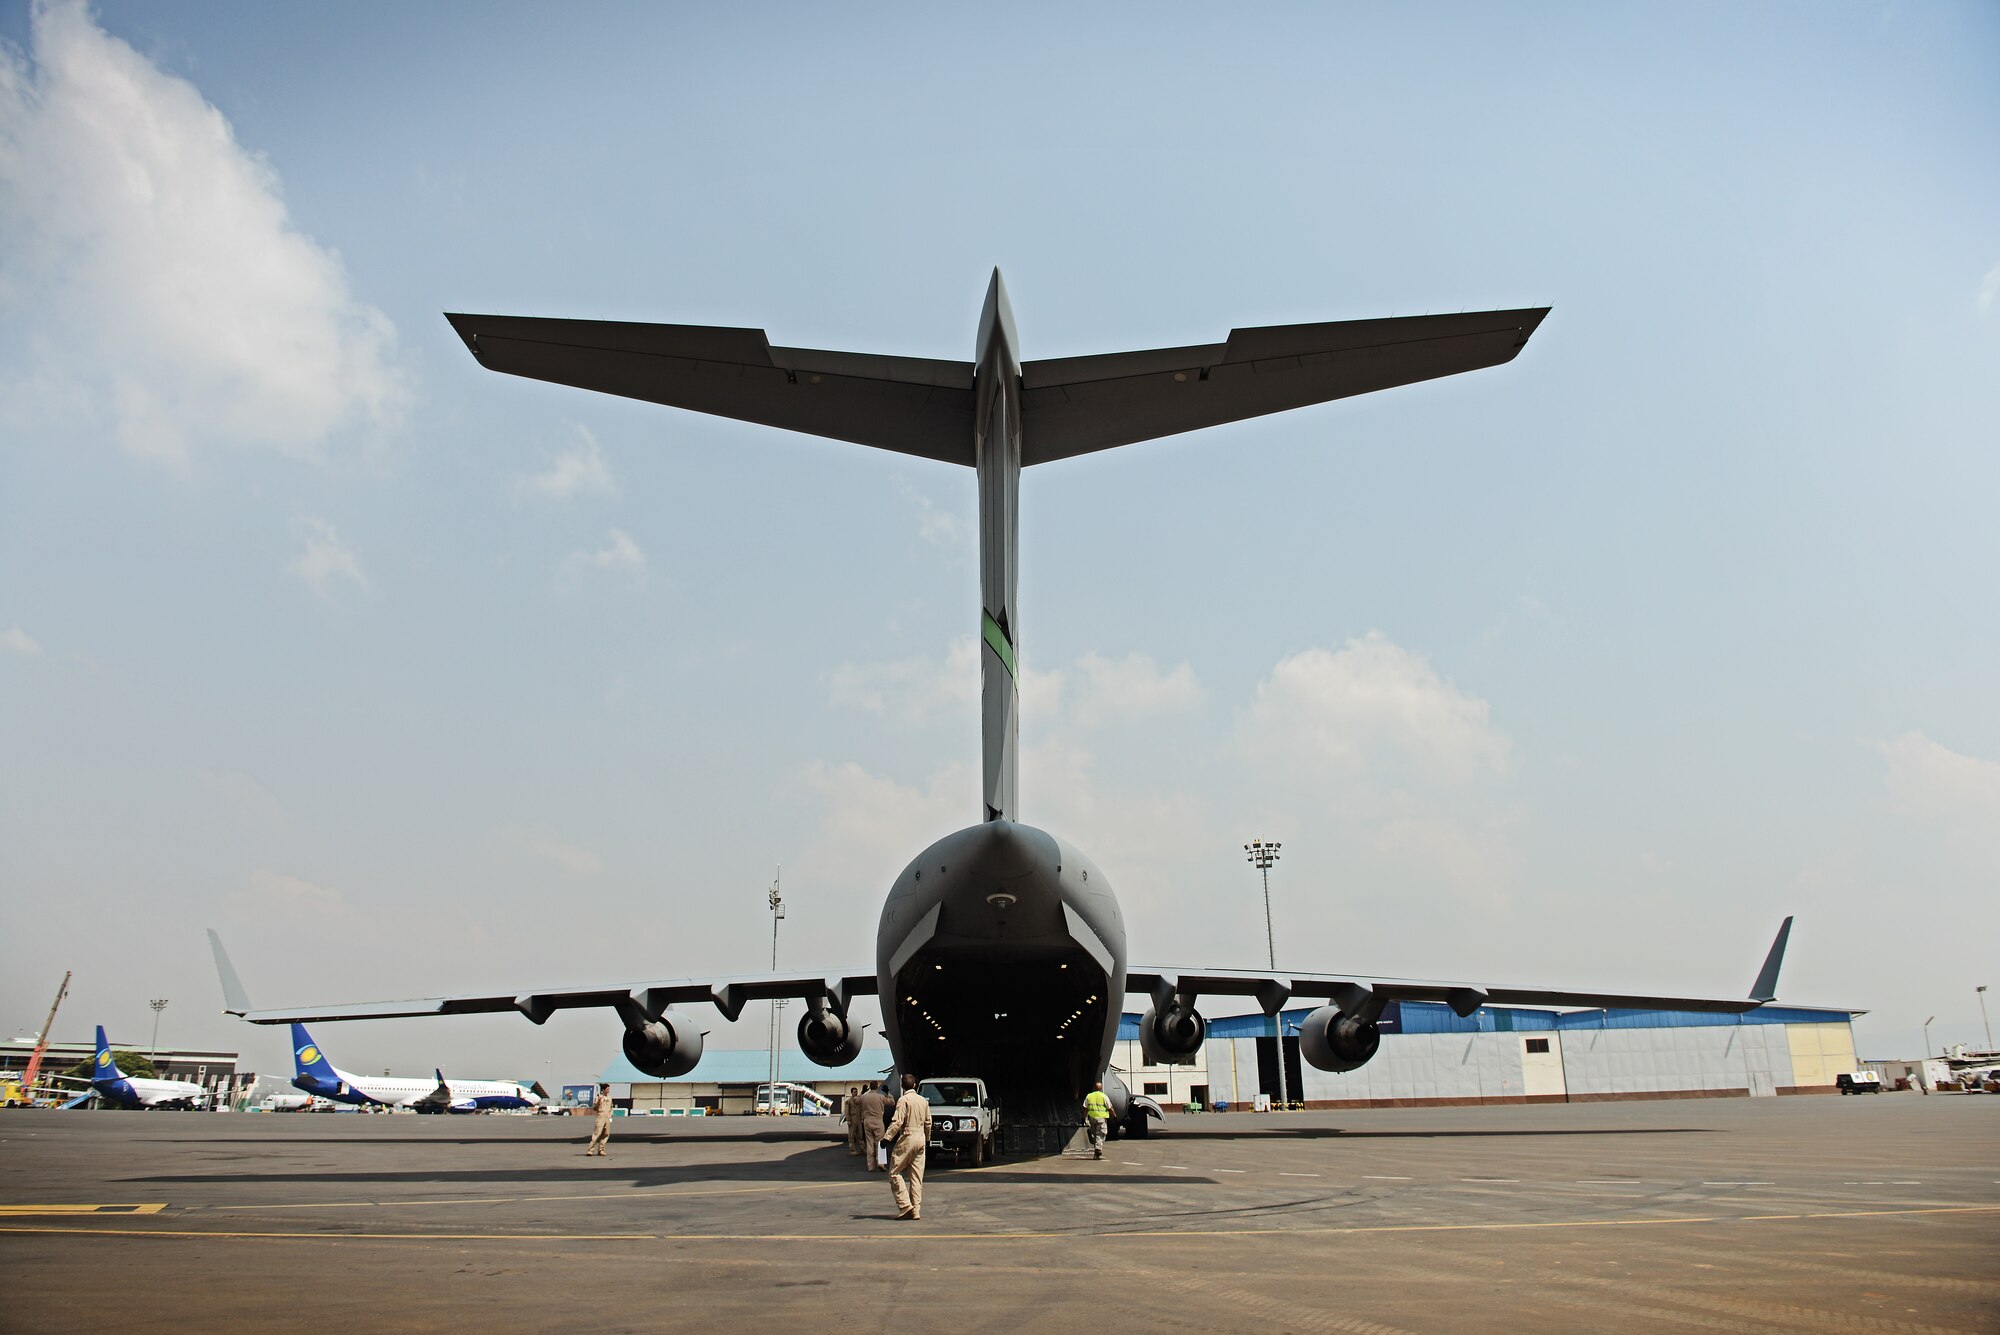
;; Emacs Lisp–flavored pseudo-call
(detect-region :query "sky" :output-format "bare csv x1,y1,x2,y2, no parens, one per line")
2,1,1997,1087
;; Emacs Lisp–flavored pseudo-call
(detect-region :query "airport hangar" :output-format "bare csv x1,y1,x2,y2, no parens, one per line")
601,1000,1863,1114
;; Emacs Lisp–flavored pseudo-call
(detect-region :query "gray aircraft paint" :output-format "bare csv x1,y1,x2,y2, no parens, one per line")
213,275,1789,1128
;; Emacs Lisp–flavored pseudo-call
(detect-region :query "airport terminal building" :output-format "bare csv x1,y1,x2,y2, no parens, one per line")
604,1001,1861,1114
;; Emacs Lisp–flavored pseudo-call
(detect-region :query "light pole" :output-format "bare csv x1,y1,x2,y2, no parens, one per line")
767,868,785,1112
148,998,168,1060
1979,986,1993,1052
1244,840,1288,1112
1923,1016,1936,1060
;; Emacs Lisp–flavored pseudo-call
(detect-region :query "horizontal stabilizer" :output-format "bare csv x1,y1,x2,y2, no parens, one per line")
445,314,975,465
1019,307,1549,464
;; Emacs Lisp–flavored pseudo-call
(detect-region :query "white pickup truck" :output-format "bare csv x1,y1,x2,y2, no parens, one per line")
919,1077,998,1166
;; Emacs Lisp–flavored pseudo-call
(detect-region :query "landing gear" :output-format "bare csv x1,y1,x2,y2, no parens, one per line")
1124,1113,1151,1139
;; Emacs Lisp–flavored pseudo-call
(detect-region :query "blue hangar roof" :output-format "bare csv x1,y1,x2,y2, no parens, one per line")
601,1047,895,1084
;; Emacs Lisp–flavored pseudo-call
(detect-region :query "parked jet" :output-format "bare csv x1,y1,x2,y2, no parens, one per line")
213,274,1793,1134
87,1026,206,1109
286,1021,538,1112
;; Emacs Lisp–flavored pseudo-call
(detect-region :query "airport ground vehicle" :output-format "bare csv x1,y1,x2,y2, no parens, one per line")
920,1077,997,1165
755,1082,834,1116
1836,1071,1883,1094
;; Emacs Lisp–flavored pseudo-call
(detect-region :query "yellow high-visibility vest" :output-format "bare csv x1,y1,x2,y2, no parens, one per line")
1082,1090,1113,1120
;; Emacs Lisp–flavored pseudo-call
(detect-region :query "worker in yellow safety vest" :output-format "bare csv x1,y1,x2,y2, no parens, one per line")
1082,1082,1113,1160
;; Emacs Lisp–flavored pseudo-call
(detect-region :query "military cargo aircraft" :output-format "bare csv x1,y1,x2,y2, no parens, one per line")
212,273,1791,1134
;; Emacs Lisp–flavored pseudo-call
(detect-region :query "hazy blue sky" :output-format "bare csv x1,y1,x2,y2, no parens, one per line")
4,1,1996,1084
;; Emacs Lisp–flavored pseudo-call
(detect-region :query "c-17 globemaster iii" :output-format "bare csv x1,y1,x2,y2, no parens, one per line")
212,272,1792,1136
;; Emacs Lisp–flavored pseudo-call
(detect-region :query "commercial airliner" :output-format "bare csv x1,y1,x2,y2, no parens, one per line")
87,1026,206,1109
213,273,1792,1134
284,1020,539,1112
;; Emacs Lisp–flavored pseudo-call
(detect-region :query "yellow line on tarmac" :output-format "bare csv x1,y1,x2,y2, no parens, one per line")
4,1203,1992,1245
0,1226,656,1240
0,1204,166,1216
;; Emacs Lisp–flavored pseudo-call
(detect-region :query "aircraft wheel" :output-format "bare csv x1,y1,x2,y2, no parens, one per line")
1126,1114,1151,1139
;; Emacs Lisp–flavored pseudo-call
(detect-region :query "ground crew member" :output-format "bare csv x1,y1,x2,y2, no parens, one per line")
844,1086,863,1154
1082,1081,1113,1159
857,1081,888,1171
883,1072,932,1220
585,1082,614,1157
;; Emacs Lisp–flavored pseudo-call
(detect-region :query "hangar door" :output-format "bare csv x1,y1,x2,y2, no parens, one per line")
1521,1034,1567,1098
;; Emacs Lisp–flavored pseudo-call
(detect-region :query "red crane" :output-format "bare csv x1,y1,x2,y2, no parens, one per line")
21,970,73,1104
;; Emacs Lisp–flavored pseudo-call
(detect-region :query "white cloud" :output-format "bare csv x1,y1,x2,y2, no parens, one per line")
1881,731,2000,864
567,528,646,573
1070,651,1200,726
893,473,965,547
1240,631,1509,784
0,0,407,467
521,424,616,500
795,759,976,893
2,625,42,657
287,515,365,593
226,868,347,921
1980,261,2000,316
525,835,603,875
827,635,1063,724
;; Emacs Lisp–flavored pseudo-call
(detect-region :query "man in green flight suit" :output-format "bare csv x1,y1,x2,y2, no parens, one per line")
1082,1082,1113,1160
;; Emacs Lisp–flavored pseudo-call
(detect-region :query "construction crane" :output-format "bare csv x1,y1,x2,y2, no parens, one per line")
19,971,73,1105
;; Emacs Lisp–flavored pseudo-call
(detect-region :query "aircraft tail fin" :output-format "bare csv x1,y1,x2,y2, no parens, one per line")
1748,916,1794,1004
92,1025,122,1081
290,1023,340,1084
207,929,254,1015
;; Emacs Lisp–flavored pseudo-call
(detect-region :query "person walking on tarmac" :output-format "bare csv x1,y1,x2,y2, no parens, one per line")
844,1086,864,1155
585,1082,615,1157
857,1080,889,1171
883,1073,932,1220
1082,1082,1113,1159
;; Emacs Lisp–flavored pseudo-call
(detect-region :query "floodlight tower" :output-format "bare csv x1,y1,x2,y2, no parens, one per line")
1924,1015,1936,1060
1244,840,1288,1111
148,998,168,1059
766,869,785,1108
1980,985,1993,1052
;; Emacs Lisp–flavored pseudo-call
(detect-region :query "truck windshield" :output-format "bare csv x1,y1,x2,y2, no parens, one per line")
920,1082,979,1107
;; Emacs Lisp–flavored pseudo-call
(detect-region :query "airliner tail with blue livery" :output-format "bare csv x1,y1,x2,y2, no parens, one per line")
89,1026,206,1109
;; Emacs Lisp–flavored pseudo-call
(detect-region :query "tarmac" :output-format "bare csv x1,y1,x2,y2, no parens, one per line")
2,1095,1995,1332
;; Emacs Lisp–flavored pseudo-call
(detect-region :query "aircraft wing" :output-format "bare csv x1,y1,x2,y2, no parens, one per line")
444,314,976,465
209,931,876,1027
1019,307,1549,465
1129,917,1793,1020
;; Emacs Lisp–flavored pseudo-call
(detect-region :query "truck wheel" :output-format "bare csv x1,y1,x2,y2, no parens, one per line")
970,1133,985,1167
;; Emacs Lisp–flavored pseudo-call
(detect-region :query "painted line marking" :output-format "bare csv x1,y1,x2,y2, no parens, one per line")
1577,1180,1644,1185
1703,1181,1773,1186
1891,1181,1921,1185
1210,1168,1246,1174
217,1180,863,1211
1462,1178,1519,1183
0,1204,166,1216
1278,1172,1321,1178
13,1203,1995,1245
1362,1175,1411,1180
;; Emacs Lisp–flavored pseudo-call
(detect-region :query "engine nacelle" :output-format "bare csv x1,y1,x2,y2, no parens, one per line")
1138,1000,1207,1066
797,1004,865,1068
1298,1005,1380,1073
620,1010,704,1078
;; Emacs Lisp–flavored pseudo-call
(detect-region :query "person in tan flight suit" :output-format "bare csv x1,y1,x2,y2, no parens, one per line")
844,1086,863,1154
857,1081,889,1171
883,1072,932,1220
585,1082,614,1157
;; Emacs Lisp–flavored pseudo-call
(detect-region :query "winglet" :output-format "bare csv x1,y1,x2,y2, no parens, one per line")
1748,916,1793,1004
207,928,254,1016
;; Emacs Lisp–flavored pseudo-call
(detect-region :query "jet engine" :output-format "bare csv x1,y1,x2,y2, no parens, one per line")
620,1010,704,1078
1138,999,1206,1066
1298,1005,1380,1073
797,1003,865,1068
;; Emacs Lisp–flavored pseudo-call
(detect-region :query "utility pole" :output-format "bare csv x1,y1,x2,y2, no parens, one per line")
1244,840,1288,1112
148,998,169,1060
767,867,785,1111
